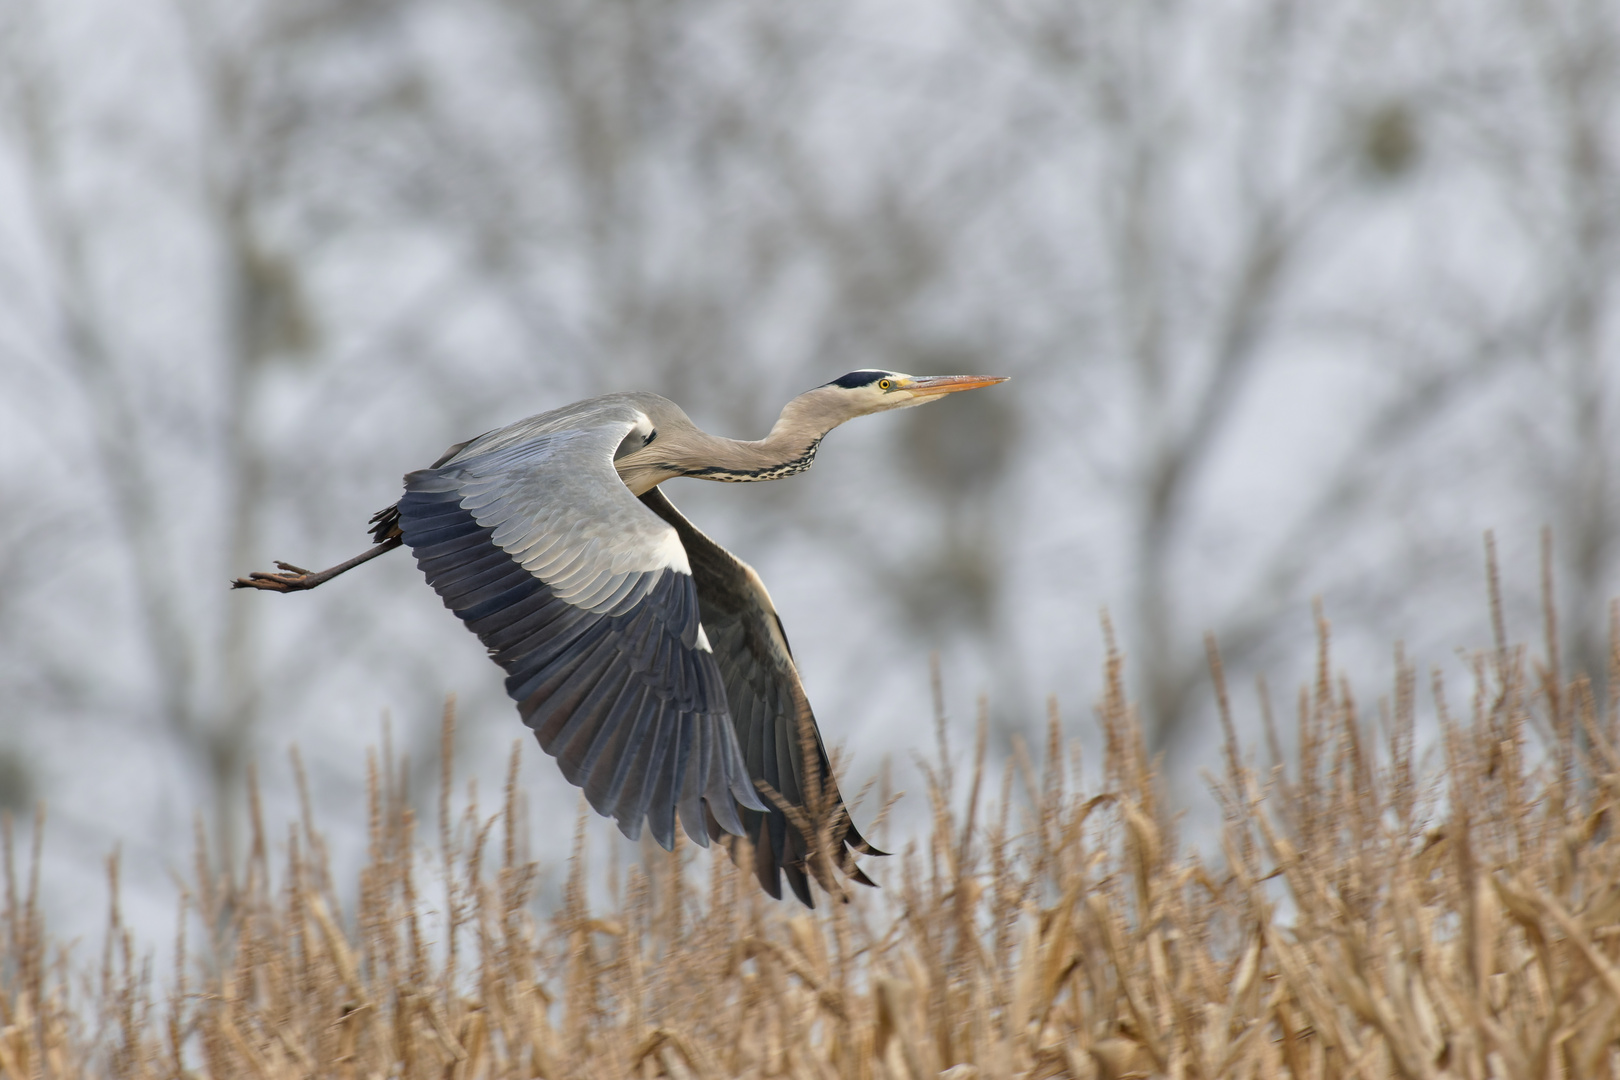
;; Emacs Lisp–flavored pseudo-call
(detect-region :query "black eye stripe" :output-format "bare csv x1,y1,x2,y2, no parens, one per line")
828,370,890,389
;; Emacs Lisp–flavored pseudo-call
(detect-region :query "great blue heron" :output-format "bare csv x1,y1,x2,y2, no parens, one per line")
234,369,1007,904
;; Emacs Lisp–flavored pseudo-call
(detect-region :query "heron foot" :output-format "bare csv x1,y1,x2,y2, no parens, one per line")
231,561,319,592
230,538,403,594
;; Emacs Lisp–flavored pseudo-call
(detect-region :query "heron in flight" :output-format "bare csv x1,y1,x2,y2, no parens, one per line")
234,369,1007,904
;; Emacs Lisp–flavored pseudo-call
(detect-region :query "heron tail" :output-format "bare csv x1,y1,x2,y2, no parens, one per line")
368,503,403,544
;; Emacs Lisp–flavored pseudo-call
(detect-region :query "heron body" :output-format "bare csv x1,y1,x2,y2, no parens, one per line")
236,370,1006,904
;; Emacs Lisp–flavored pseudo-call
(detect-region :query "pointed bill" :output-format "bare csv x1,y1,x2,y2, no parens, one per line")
906,374,1010,398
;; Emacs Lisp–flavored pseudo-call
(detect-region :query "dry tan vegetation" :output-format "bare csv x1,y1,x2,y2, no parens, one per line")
5,586,1620,1079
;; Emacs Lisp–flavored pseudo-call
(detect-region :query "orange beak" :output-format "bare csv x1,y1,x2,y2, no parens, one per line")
905,375,1010,398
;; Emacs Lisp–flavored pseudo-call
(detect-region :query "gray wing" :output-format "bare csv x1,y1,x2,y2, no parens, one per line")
391,401,764,850
639,487,883,906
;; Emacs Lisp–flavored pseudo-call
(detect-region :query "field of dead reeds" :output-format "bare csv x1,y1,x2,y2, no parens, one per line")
4,582,1620,1079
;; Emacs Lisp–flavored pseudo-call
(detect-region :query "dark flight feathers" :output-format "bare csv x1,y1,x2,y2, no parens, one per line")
395,483,756,851
639,487,883,905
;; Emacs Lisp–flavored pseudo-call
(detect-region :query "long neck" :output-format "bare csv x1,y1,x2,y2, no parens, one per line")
675,392,842,482
620,388,850,492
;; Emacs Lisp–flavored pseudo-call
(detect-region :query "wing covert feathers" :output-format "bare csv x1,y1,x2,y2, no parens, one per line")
395,436,763,852
639,487,884,907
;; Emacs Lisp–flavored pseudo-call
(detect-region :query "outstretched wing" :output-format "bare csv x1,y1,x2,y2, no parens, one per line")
391,402,765,850
639,487,884,906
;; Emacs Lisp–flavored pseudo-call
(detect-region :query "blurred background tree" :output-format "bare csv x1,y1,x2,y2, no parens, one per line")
0,0,1613,936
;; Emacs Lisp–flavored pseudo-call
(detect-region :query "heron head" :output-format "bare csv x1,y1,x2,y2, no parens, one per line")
819,370,1009,418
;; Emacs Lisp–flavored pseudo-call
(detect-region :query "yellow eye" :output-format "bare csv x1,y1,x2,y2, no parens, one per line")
878,379,891,390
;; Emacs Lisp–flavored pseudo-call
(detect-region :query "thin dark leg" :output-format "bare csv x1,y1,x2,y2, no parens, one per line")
231,536,404,593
